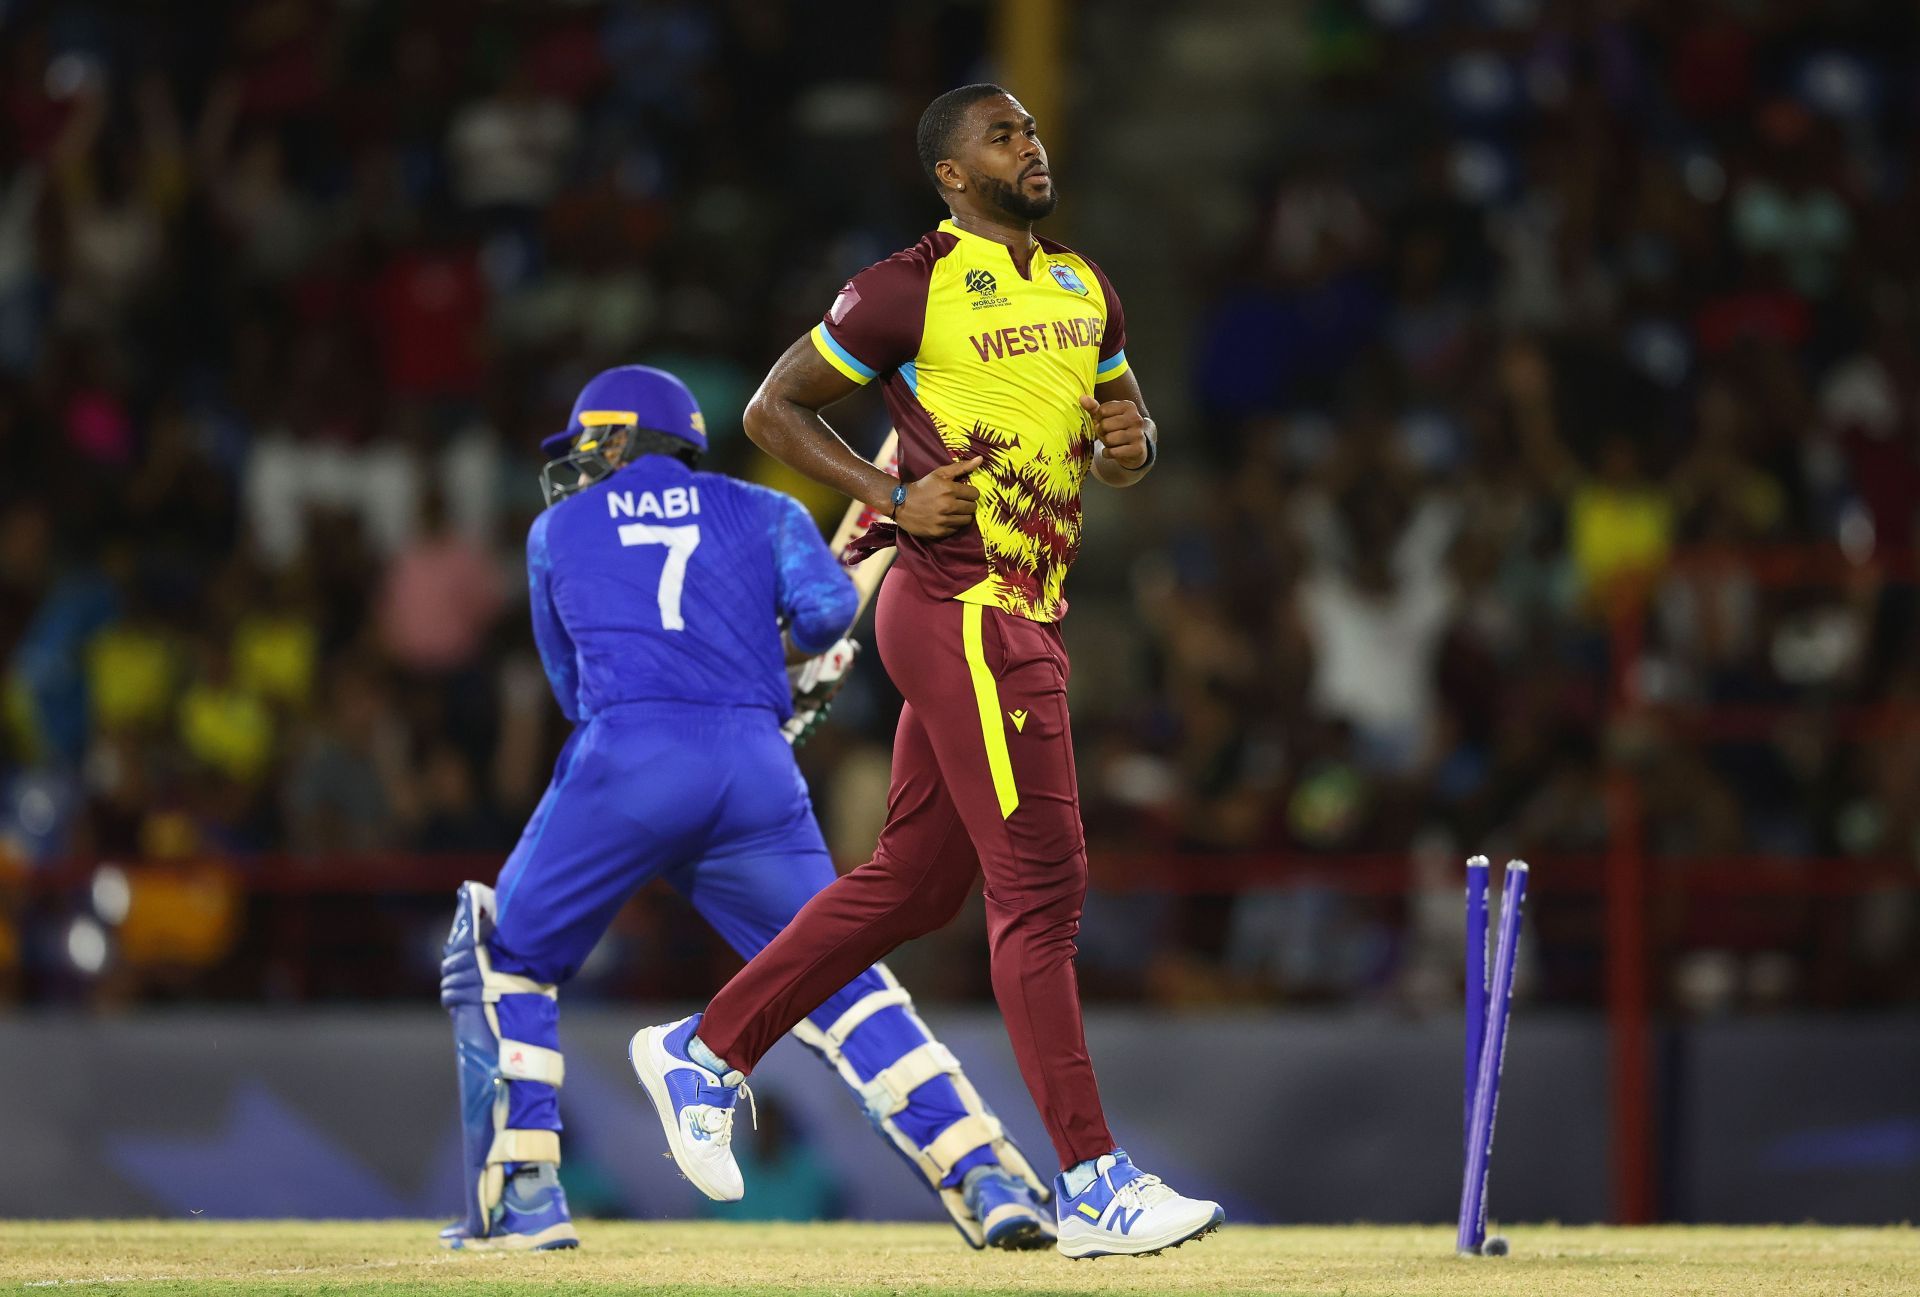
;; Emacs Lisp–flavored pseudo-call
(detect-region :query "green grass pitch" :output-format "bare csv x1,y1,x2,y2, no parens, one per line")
2,1221,1915,1295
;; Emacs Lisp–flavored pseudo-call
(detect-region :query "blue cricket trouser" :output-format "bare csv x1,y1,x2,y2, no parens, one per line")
484,701,981,1176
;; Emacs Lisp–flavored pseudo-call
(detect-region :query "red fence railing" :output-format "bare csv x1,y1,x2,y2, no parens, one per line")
1602,545,1920,1222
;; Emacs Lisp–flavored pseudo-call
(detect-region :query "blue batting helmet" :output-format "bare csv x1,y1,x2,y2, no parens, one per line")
540,364,708,457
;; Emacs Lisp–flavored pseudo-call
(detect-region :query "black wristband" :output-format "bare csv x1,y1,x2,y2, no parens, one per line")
1124,436,1156,472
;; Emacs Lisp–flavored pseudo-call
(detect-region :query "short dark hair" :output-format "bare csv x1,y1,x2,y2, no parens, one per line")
916,83,1012,193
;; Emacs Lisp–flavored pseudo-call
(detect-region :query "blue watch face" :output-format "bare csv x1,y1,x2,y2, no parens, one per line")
892,482,909,506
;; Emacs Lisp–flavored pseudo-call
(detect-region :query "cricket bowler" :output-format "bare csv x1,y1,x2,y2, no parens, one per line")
631,86,1224,1259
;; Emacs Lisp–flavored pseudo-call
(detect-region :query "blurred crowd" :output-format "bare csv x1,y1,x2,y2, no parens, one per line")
1,0,1917,1010
1077,0,1920,1009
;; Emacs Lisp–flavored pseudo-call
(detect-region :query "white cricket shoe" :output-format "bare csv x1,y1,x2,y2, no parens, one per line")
1052,1150,1223,1258
629,1014,749,1201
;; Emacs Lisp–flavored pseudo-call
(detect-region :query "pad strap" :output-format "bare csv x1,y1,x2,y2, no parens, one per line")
484,971,558,1002
785,960,1049,1247
859,1041,959,1117
821,987,911,1048
924,1112,1000,1176
487,1128,561,1166
500,1040,565,1087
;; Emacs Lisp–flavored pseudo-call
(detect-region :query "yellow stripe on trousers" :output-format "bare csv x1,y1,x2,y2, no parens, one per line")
961,602,1020,818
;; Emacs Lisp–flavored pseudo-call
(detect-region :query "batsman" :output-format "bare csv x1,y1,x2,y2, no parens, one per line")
438,364,1055,1251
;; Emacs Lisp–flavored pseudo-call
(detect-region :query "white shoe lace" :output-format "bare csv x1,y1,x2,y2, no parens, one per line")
1113,1172,1179,1213
689,1082,756,1146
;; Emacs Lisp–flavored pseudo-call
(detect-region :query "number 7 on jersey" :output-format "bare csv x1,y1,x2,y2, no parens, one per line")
618,523,701,630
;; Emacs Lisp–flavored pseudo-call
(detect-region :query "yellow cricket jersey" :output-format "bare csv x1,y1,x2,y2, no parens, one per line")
810,218,1130,622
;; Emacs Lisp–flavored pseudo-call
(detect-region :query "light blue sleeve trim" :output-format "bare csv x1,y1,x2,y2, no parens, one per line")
899,361,919,393
816,323,879,380
1095,349,1128,379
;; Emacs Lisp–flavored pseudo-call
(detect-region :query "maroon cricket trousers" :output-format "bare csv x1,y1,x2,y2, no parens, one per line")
697,566,1115,1168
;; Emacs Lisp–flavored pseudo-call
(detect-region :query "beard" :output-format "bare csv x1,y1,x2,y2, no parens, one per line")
971,167,1059,221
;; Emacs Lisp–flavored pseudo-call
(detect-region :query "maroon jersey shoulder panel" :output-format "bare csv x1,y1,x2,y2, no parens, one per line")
820,230,960,377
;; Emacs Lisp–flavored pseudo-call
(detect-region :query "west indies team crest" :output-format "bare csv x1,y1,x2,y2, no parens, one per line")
1049,263,1091,296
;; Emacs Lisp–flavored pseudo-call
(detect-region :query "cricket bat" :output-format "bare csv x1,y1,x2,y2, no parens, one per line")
827,430,901,618
781,432,899,748
779,433,898,748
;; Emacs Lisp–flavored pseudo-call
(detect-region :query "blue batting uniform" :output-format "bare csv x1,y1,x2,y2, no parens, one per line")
492,453,854,993
440,365,1051,1252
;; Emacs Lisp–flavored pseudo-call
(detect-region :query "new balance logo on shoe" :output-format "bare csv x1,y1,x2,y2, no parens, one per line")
1008,709,1028,732
1052,1152,1225,1258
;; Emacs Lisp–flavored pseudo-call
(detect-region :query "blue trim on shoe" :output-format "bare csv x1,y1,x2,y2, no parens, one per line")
662,1015,704,1062
1052,1150,1223,1259
965,1167,1055,1251
437,1164,579,1251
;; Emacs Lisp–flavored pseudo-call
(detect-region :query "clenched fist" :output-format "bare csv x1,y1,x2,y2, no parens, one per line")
1080,394,1150,470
